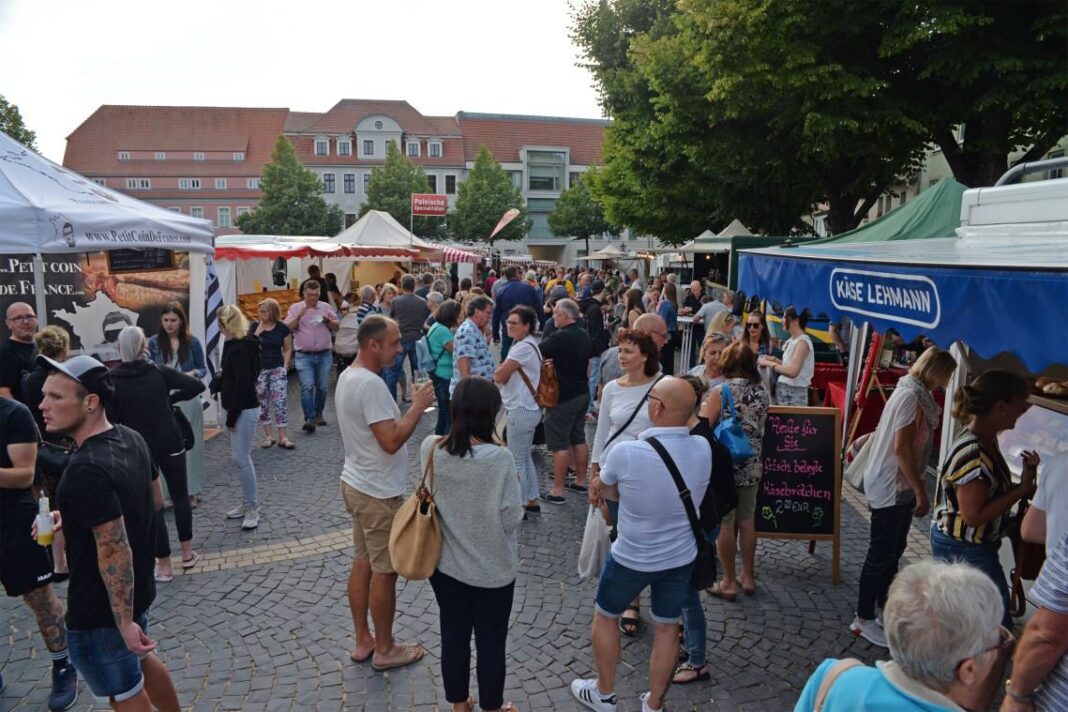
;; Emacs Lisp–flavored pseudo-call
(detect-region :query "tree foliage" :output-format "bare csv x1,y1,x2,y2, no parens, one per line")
0,95,37,150
548,169,613,254
571,0,1068,238
359,140,436,235
449,145,531,246
235,136,343,236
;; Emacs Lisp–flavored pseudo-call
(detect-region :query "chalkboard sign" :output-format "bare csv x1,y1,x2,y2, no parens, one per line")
107,248,174,273
755,406,842,583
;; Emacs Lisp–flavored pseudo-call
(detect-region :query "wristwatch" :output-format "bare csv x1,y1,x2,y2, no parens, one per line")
1005,679,1038,703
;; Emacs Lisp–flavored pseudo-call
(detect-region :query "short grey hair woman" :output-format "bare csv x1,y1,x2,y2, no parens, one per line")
108,325,206,579
798,559,1011,711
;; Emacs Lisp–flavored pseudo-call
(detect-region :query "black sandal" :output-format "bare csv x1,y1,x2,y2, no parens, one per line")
673,663,710,685
619,606,641,637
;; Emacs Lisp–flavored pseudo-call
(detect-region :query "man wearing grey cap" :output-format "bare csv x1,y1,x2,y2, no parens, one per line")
37,355,180,711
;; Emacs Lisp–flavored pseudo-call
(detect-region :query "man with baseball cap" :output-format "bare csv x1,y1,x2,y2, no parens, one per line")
1,369,79,710
37,354,180,711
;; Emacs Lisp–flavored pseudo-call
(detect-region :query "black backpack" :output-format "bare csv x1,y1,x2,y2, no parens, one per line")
691,418,739,532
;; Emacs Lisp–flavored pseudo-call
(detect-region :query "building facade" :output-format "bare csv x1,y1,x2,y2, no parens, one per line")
64,101,614,259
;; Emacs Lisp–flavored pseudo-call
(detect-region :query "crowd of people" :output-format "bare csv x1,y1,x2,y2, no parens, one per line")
0,256,1065,712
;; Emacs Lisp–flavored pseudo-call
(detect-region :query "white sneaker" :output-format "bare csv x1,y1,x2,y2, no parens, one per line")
640,692,661,712
850,615,888,648
226,505,245,520
875,610,885,628
571,678,617,711
241,507,260,530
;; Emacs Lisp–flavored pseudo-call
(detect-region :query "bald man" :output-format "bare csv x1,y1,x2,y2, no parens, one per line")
575,376,711,712
1,302,39,402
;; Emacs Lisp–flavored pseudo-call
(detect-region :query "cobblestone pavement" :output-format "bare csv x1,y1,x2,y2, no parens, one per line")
2,372,937,711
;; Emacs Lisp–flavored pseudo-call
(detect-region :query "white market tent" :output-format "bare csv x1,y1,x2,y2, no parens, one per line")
332,210,480,263
0,129,215,350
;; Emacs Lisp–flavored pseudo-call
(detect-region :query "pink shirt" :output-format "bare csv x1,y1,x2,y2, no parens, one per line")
287,301,338,352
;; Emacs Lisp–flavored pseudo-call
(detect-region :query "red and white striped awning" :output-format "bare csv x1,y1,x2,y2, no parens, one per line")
501,257,558,269
420,243,481,263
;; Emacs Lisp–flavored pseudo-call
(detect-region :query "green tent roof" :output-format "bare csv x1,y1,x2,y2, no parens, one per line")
808,179,967,245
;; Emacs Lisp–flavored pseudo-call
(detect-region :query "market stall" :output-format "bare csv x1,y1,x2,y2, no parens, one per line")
0,130,215,363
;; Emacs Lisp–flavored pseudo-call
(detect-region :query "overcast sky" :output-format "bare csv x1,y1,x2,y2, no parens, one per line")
0,0,605,162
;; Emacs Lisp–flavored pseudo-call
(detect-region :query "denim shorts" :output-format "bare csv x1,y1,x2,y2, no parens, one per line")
67,613,149,703
594,551,694,623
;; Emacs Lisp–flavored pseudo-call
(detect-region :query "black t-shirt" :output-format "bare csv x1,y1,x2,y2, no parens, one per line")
683,294,702,314
58,425,157,630
252,321,291,371
539,323,593,401
0,339,36,403
0,397,39,509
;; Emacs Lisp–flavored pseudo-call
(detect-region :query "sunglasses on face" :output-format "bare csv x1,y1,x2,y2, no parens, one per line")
747,323,762,329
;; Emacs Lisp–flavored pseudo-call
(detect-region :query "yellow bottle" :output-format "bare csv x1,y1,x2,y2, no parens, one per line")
36,496,54,546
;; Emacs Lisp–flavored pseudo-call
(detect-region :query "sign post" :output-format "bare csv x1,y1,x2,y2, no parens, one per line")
755,405,843,584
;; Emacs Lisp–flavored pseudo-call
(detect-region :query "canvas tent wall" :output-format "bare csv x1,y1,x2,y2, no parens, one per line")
0,130,214,364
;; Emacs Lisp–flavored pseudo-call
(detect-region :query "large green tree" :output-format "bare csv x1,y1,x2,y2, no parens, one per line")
449,145,531,250
548,169,614,255
572,0,1068,238
359,140,436,235
0,95,37,150
235,136,343,236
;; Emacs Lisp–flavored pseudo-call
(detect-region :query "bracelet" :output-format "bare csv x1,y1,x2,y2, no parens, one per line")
1005,679,1038,703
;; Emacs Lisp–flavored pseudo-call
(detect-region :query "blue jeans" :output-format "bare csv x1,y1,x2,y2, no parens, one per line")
230,407,259,509
930,527,1012,628
588,353,602,413
680,527,719,666
595,551,695,623
68,613,149,702
295,350,332,421
431,373,452,436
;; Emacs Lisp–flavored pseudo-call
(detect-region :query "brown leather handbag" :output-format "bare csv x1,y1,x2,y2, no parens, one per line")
1008,499,1045,617
517,345,558,408
389,439,443,581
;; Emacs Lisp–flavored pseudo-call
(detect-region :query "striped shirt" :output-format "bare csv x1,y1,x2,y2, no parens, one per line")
355,303,380,327
933,432,1013,546
1031,532,1068,711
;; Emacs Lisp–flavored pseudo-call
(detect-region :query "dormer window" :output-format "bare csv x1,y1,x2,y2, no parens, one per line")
155,152,166,160
193,152,205,161
428,141,442,158
406,140,420,158
233,152,245,161
118,151,130,161
338,139,352,156
315,139,329,156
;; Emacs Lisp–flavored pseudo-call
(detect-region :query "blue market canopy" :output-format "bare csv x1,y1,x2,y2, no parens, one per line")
738,180,1068,373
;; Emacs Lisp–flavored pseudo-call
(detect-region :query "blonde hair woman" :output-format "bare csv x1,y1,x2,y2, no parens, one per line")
254,298,294,450
850,346,957,647
707,310,737,340
217,304,262,530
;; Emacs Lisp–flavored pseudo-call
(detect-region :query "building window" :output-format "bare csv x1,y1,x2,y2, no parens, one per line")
374,120,384,130
363,139,374,156
93,178,107,186
190,207,204,218
569,172,582,188
363,173,371,193
167,207,181,213
217,207,232,228
344,173,355,194
237,207,250,218
429,141,442,158
323,173,335,193
155,152,166,161
899,192,907,207
1049,149,1064,179
215,178,227,190
445,175,456,194
247,177,261,190
233,152,245,161
527,150,566,191
406,141,420,157
125,178,137,189
118,151,129,161
178,178,201,190
507,170,523,189
338,140,352,156
427,175,437,193
193,152,205,161
315,139,329,156
345,213,357,228
125,178,150,190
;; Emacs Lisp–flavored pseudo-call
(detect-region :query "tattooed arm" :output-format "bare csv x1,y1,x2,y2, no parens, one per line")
92,517,156,654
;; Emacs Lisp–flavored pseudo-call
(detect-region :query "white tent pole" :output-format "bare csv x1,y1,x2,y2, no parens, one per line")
32,252,47,327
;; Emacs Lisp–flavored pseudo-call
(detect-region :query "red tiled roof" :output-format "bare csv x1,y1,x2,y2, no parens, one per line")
284,111,323,133
456,113,609,165
288,99,461,137
64,106,289,177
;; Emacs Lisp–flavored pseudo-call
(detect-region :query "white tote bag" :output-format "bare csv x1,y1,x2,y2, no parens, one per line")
577,505,611,579
843,431,874,493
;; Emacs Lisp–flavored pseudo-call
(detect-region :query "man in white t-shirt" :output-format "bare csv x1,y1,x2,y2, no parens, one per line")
336,314,435,673
575,377,710,712
1023,450,1068,551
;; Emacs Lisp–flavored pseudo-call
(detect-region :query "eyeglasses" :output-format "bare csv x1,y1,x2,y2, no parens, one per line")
7,314,36,322
956,626,1014,671
647,394,665,406
747,323,762,329
506,320,522,327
